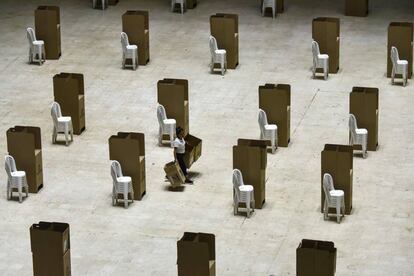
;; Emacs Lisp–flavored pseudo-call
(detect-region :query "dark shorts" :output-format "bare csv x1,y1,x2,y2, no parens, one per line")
176,153,187,176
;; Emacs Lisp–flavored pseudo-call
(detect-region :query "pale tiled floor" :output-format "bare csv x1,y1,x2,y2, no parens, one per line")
0,0,413,275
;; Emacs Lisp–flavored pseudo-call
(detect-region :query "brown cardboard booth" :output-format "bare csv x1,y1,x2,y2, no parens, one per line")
187,0,197,9
164,161,186,188
321,144,353,215
258,83,291,147
387,22,413,78
312,17,340,74
233,139,267,209
345,0,369,17
35,6,61,59
30,222,71,276
210,14,239,69
177,232,215,276
7,126,43,193
122,10,150,65
53,73,86,135
157,78,189,137
297,239,337,276
109,132,146,200
349,87,379,151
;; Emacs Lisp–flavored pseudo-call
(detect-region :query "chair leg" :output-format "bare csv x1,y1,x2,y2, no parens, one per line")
70,123,74,141
336,201,341,223
221,62,224,76
18,186,22,203
124,192,128,208
158,127,163,146
323,199,328,220
64,126,69,146
391,68,395,84
169,128,174,147
362,142,367,159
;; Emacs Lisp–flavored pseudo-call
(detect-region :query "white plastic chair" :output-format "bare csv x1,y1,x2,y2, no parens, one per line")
322,173,345,224
312,40,329,80
51,102,73,146
121,32,138,70
92,0,108,10
209,36,227,76
262,0,276,18
111,160,134,208
258,109,277,153
391,46,408,87
5,155,29,203
157,104,176,147
171,0,185,14
26,27,45,65
349,114,368,158
233,169,255,218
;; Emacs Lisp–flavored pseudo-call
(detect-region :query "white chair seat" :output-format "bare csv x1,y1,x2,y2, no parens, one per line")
356,128,368,135
265,124,277,130
239,185,253,192
58,116,72,123
117,176,132,183
163,119,176,125
127,45,137,50
11,171,26,177
215,49,226,55
33,40,44,46
397,60,408,65
318,54,329,59
329,190,344,197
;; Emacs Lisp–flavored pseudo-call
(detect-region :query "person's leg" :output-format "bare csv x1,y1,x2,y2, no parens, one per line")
177,154,193,183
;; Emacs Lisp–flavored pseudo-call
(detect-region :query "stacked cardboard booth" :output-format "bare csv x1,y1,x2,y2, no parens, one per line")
312,17,340,74
387,22,413,78
210,14,239,69
321,144,353,215
53,73,86,135
233,139,267,209
35,6,61,59
177,232,215,276
258,83,291,147
30,222,71,276
122,11,150,65
7,126,43,193
109,132,146,200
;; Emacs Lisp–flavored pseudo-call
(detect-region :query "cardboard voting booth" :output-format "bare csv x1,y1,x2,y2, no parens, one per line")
35,6,61,59
122,11,150,65
297,239,336,276
387,22,413,78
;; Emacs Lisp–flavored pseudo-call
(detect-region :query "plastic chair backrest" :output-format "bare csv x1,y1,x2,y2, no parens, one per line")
111,160,123,182
209,36,218,57
349,114,358,139
51,102,62,127
312,40,320,62
157,104,167,126
258,109,268,133
26,27,36,46
5,155,16,179
323,173,334,204
391,46,399,66
232,169,243,189
120,32,129,53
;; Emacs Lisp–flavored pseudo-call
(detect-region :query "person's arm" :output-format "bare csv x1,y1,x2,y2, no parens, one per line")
173,147,177,161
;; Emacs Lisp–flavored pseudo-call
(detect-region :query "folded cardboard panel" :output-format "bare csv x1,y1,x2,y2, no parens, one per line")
109,132,146,200
345,0,368,17
35,6,61,59
165,161,185,187
157,78,189,136
184,134,202,168
321,144,353,214
233,141,267,209
177,232,215,276
297,239,336,276
7,126,43,193
387,22,413,78
210,14,239,69
30,222,71,276
53,73,86,135
258,83,291,147
122,11,150,65
350,87,379,151
312,17,340,73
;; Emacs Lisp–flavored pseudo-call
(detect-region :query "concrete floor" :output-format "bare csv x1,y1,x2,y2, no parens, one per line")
0,0,413,275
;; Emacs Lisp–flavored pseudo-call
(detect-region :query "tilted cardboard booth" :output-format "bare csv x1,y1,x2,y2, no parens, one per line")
177,232,216,276
345,0,369,17
387,22,413,78
30,222,71,276
210,13,239,69
164,161,185,188
35,6,61,59
349,87,379,151
233,139,267,209
157,78,189,136
122,10,150,65
297,239,336,276
7,126,43,193
53,73,86,135
258,83,291,147
109,132,146,200
184,134,202,168
312,17,340,74
321,144,353,215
